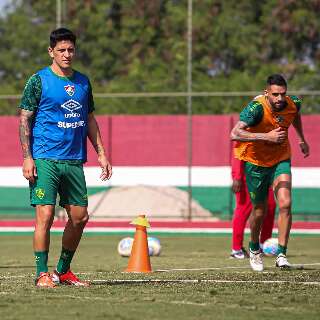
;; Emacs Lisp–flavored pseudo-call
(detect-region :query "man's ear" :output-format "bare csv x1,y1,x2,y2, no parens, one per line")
48,46,54,58
264,89,268,96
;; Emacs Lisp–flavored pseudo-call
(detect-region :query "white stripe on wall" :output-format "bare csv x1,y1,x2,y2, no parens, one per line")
1,166,320,188
0,227,320,235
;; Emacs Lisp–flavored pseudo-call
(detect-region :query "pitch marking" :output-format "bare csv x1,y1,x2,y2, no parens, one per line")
92,279,320,286
154,262,320,272
1,262,319,280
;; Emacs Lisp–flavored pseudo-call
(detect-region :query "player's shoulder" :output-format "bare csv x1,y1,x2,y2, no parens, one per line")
24,72,41,89
288,95,302,111
36,66,50,76
20,72,42,111
240,98,264,126
245,98,263,113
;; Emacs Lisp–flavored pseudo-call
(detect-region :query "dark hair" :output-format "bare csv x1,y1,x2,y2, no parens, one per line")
50,28,76,48
267,74,287,88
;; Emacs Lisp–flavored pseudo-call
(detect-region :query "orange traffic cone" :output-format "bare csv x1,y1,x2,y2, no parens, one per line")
125,215,152,273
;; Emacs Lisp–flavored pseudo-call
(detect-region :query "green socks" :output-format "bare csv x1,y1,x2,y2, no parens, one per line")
249,241,260,252
35,248,76,277
56,247,75,274
278,244,287,255
34,251,48,277
249,241,287,255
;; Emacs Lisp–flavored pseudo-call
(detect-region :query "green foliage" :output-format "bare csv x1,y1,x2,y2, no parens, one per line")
0,0,320,115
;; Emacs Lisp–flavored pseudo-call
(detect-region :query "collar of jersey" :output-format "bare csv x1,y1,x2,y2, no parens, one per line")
48,66,75,81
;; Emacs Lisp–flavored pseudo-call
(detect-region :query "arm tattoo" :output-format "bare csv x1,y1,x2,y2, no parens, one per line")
95,144,105,155
91,139,105,155
230,121,266,142
19,109,34,159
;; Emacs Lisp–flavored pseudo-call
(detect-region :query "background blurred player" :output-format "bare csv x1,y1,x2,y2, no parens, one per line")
230,155,276,259
19,28,112,287
230,74,309,271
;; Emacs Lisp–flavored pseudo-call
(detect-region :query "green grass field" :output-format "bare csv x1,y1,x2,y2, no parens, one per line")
1,234,320,320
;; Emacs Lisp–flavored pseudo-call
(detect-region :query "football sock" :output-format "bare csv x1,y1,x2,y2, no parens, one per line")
249,241,260,252
278,244,287,255
35,251,49,277
56,247,75,274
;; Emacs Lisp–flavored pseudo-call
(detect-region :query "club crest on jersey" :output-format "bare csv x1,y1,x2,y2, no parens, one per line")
61,99,82,112
275,115,284,123
64,85,75,96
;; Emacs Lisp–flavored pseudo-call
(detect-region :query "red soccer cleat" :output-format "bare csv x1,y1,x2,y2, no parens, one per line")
52,269,90,287
35,272,57,288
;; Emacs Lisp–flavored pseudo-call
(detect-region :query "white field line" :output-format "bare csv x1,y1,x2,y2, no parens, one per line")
56,295,108,301
155,262,320,272
76,262,320,276
155,266,252,271
1,275,319,286
169,300,207,306
1,263,320,280
0,275,30,279
91,279,320,286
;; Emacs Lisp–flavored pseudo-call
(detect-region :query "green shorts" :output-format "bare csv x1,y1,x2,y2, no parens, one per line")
30,159,88,207
245,159,291,204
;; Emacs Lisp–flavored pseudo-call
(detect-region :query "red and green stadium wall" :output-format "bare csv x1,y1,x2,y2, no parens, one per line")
0,115,319,219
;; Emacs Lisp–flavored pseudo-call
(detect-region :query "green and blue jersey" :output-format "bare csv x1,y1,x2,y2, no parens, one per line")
20,67,95,162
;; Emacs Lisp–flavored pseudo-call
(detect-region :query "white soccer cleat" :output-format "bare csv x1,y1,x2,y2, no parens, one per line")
276,254,292,269
230,247,249,259
230,250,245,259
249,250,264,272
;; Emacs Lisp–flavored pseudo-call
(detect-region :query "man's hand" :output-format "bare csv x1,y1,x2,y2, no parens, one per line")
22,158,37,184
98,154,112,181
232,179,242,193
299,141,310,158
265,127,287,144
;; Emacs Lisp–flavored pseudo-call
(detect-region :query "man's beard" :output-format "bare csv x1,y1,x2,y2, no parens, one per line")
271,100,287,111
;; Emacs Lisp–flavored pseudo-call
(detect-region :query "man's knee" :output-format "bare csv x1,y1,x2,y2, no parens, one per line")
278,197,291,213
252,203,266,219
68,207,89,228
35,206,55,230
35,219,54,231
73,213,89,227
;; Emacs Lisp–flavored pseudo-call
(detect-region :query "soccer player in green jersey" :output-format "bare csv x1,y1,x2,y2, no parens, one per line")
19,28,112,287
230,74,309,272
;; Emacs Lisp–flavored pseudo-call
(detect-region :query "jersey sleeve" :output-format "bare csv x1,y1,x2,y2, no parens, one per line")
290,95,301,112
231,155,244,180
239,101,264,126
19,74,42,111
88,81,95,113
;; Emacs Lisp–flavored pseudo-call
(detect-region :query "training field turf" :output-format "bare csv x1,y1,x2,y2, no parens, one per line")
1,234,320,320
